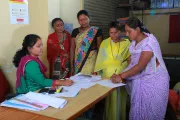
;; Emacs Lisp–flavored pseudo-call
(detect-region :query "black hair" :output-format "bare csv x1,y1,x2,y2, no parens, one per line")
108,21,125,32
13,34,41,67
77,10,89,19
51,18,64,28
126,17,150,33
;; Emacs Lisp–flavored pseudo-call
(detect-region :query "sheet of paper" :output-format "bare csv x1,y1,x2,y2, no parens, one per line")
51,86,81,98
24,92,67,108
70,73,101,82
71,81,96,89
97,80,126,88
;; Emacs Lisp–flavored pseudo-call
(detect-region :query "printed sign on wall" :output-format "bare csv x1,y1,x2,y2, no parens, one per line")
9,0,29,24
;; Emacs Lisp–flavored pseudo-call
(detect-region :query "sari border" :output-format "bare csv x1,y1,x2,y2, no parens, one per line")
75,26,99,73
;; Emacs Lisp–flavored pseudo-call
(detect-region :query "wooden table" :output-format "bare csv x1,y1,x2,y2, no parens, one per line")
0,107,56,120
0,84,114,120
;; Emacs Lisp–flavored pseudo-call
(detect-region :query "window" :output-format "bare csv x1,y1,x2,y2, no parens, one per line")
151,0,180,9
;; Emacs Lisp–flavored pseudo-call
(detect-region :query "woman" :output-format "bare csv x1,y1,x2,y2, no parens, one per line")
47,18,71,79
13,34,73,94
111,17,169,120
70,10,103,75
94,21,130,120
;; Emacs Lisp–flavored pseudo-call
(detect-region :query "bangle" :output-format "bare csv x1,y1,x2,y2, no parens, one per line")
119,74,123,82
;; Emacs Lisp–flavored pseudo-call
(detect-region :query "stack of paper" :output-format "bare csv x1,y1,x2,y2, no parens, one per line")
24,92,67,108
0,94,49,111
68,73,101,89
70,73,101,82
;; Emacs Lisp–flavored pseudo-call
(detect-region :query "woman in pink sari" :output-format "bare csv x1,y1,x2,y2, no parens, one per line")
111,17,169,120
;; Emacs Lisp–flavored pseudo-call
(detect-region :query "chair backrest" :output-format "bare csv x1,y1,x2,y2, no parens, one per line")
0,69,10,103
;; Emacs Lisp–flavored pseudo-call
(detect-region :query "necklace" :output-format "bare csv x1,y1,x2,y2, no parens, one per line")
58,32,66,50
110,40,120,60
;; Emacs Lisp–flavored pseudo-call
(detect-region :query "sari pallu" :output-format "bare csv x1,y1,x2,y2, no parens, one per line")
47,31,70,78
94,38,131,120
74,26,98,74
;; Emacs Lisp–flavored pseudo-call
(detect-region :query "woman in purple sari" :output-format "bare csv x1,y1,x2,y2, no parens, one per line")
111,17,169,120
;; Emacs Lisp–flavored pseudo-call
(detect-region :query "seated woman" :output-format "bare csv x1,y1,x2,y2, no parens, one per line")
13,34,73,94
94,21,131,120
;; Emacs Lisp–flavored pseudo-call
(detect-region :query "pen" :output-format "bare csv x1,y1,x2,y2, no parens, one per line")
115,69,117,74
110,69,117,82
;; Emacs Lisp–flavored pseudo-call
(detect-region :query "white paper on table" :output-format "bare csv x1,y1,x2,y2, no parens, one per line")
51,86,81,98
70,73,101,82
71,81,96,89
24,92,67,108
97,80,126,88
51,80,97,98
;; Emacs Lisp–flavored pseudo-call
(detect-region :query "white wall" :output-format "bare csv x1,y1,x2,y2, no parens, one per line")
48,0,83,33
48,0,61,32
60,0,84,28
134,9,180,55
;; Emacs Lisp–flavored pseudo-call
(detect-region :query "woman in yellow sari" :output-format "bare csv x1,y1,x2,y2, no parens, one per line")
70,10,103,75
95,21,130,120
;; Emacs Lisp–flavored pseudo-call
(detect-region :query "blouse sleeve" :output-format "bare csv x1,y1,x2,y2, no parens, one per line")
25,61,53,87
142,44,153,52
71,28,79,38
96,28,103,37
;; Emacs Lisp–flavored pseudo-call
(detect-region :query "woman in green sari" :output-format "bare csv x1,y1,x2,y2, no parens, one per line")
94,21,131,120
70,10,103,75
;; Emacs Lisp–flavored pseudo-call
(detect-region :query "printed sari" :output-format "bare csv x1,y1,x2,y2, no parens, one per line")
47,31,71,79
74,26,98,74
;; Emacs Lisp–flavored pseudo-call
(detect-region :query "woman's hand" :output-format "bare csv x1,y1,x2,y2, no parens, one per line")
92,72,97,75
62,79,74,86
110,74,122,83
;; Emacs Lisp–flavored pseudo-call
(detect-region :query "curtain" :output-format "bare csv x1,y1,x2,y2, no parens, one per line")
168,15,180,43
